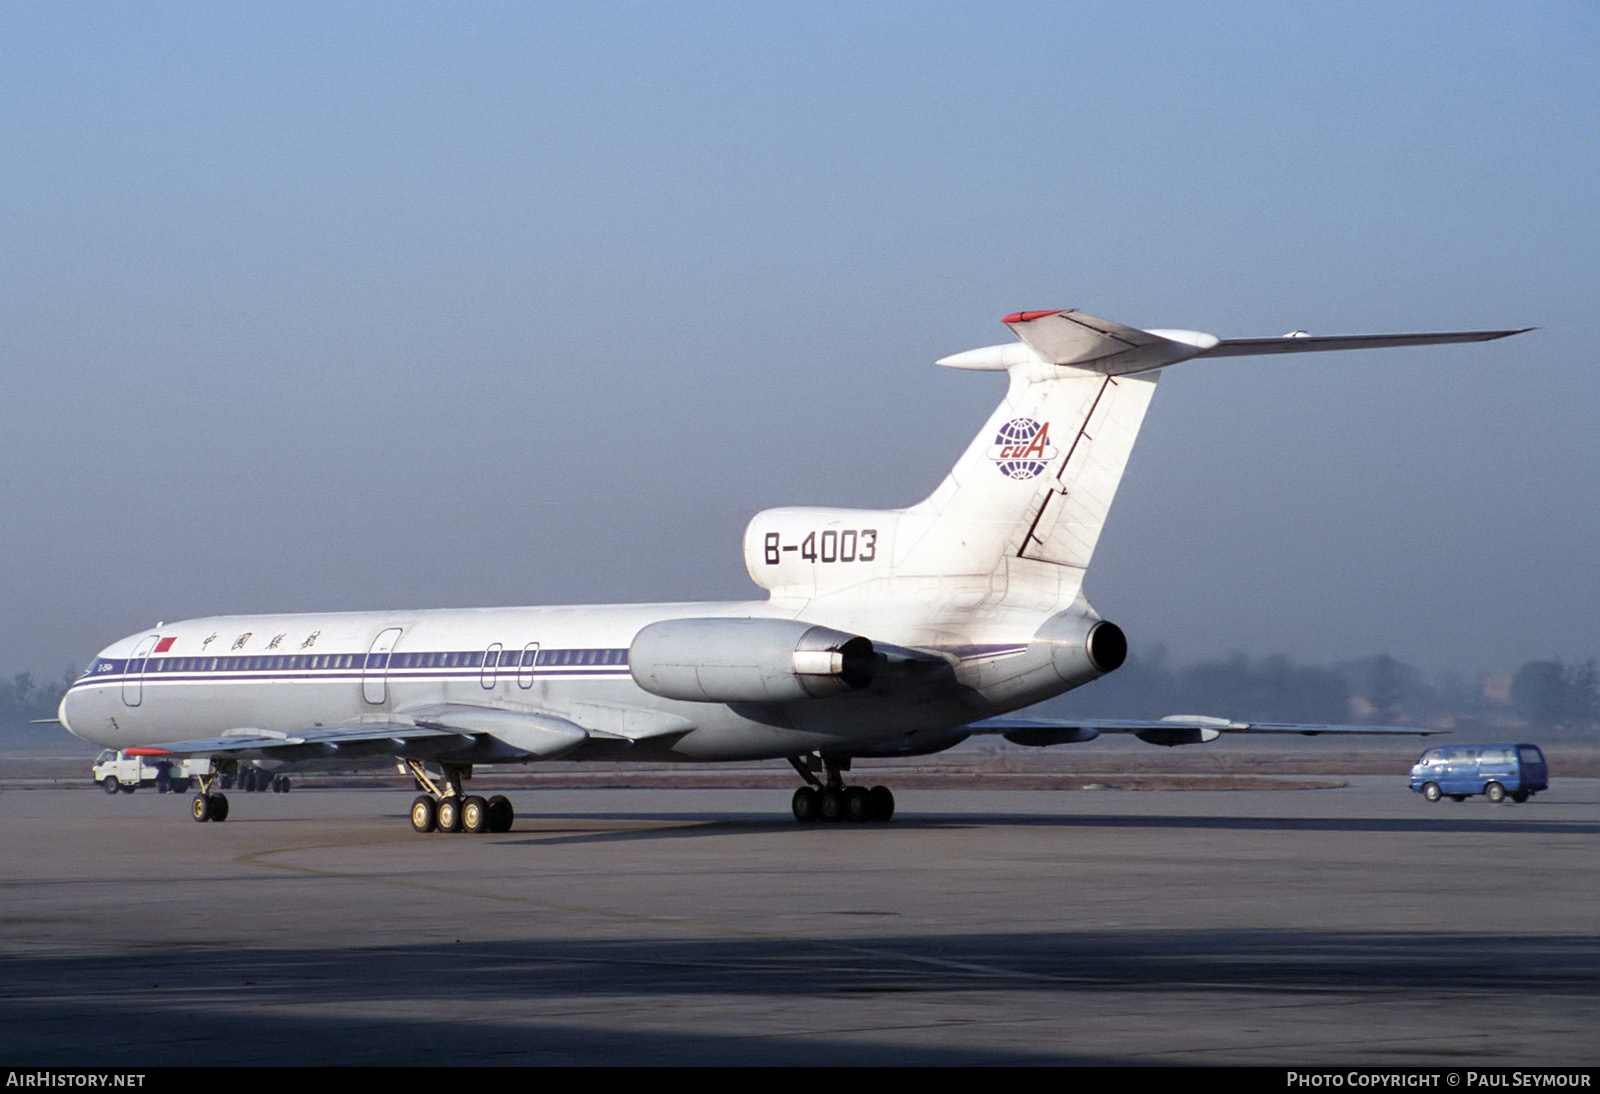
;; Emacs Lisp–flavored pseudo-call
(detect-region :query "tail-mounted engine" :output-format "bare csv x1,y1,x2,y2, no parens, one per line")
1035,611,1127,688
630,618,876,704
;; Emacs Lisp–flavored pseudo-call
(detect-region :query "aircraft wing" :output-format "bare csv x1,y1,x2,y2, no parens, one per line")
124,722,477,762
968,713,1446,748
122,702,696,764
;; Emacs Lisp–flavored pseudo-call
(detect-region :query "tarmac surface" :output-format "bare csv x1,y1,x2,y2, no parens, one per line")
1,777,1595,1066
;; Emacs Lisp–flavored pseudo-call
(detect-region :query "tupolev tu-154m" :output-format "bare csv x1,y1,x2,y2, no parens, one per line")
58,309,1528,833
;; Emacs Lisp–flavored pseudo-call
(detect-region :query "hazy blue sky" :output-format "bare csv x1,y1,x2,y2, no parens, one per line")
2,2,1596,680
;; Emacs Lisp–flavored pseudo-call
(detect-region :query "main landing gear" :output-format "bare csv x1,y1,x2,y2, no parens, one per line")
788,754,894,823
404,760,514,835
237,767,290,794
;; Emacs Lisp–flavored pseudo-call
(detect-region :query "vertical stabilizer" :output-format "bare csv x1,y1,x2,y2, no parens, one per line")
891,310,1211,608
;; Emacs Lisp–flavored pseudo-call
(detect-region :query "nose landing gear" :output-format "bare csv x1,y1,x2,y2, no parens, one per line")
189,781,229,823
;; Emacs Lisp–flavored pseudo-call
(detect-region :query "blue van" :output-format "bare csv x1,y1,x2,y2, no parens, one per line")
1409,743,1548,803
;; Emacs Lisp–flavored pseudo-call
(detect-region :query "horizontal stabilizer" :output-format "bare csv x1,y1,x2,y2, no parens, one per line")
1002,309,1216,374
1200,329,1531,357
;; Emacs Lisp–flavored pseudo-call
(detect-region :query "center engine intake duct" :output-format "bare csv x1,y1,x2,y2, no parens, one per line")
629,617,876,704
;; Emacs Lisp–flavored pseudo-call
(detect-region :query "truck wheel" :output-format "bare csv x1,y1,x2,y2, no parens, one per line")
1485,782,1506,804
1422,782,1441,803
103,776,120,795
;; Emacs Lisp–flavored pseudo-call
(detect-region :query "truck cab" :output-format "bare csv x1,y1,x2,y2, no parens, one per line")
91,750,205,794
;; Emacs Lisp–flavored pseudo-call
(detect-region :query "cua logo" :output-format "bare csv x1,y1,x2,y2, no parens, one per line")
987,418,1056,480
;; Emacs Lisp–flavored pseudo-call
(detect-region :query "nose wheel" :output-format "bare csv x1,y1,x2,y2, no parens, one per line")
190,791,229,822
187,769,231,822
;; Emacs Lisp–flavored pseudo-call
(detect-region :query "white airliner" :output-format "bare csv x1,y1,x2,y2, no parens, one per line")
59,309,1528,832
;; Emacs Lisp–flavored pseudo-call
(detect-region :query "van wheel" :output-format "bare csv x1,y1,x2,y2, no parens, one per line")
1485,782,1506,804
1511,790,1529,803
1422,782,1441,802
102,776,120,795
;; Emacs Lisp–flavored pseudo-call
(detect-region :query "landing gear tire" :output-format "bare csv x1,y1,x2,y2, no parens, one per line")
791,786,821,823
1422,782,1442,802
486,796,514,833
436,796,463,833
410,795,438,833
462,796,489,834
843,785,872,823
1485,781,1506,804
191,793,227,822
868,785,895,822
103,776,120,795
818,787,845,822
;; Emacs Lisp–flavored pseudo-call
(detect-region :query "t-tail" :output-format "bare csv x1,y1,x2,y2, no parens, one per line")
743,309,1528,623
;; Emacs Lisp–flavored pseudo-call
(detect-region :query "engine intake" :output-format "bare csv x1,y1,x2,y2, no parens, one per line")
630,618,876,704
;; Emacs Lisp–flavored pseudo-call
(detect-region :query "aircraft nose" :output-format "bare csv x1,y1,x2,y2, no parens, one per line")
57,689,78,736
57,660,97,739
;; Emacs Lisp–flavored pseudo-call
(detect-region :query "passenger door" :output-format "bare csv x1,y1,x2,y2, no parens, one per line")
363,627,404,705
122,635,158,707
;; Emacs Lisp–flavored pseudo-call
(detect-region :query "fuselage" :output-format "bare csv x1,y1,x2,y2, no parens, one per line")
60,595,1092,764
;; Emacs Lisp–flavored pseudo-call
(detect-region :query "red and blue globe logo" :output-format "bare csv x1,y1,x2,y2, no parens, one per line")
987,418,1057,480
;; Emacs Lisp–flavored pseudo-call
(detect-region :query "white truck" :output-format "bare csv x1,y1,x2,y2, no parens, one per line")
92,750,210,794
